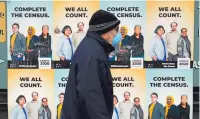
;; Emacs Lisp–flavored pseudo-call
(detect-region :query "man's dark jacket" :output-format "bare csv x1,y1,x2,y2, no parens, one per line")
61,31,115,119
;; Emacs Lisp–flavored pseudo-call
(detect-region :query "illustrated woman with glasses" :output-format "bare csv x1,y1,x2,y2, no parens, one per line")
148,25,168,61
57,25,74,61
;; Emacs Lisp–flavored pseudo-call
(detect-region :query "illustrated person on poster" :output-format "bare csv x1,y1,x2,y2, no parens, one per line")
112,95,120,119
131,25,144,58
148,92,164,119
177,95,190,119
25,26,39,64
57,93,64,119
11,95,28,119
10,23,26,62
130,97,144,119
165,22,181,61
57,25,74,61
26,92,40,119
38,98,51,119
177,28,191,59
117,26,131,62
72,22,86,51
36,25,52,58
61,10,121,119
164,96,178,119
118,91,133,119
148,25,168,61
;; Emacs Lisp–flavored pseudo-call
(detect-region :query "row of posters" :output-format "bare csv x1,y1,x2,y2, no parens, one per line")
8,69,193,119
7,1,196,68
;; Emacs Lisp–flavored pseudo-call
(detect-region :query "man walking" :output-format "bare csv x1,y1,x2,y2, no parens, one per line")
62,9,122,119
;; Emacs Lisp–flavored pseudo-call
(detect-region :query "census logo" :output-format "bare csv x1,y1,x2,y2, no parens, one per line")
177,58,190,69
130,58,143,68
38,57,51,69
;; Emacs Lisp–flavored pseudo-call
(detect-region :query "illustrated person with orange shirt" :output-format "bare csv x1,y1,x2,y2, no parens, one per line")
10,23,26,61
148,92,164,119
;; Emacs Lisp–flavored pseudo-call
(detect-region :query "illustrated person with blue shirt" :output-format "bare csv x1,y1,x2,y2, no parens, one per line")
11,95,28,119
57,25,74,61
148,25,168,61
113,95,120,119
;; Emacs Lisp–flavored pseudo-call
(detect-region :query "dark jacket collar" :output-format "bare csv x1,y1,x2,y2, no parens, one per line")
86,31,115,54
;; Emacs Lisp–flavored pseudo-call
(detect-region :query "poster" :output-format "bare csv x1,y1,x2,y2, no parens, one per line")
145,1,194,68
8,69,55,119
146,69,193,119
100,1,146,68
7,1,53,69
111,69,147,119
52,1,99,68
54,69,69,119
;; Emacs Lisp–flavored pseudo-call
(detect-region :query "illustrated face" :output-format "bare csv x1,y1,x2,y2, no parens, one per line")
12,25,19,33
181,96,187,104
171,23,177,31
19,97,25,106
121,27,125,35
113,97,118,105
157,28,164,36
64,28,72,36
78,23,84,31
167,97,172,105
181,29,187,36
124,92,130,100
134,98,140,106
151,94,157,103
42,98,48,106
59,95,64,103
134,26,141,35
28,27,33,35
42,26,49,35
32,92,38,101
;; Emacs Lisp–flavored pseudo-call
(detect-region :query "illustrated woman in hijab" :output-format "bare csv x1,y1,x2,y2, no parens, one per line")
119,26,132,48
148,25,168,61
25,26,39,64
164,96,178,119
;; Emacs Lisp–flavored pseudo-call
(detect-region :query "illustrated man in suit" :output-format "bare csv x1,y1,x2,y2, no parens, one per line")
148,92,164,119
